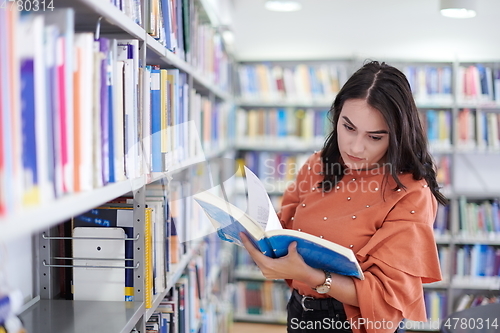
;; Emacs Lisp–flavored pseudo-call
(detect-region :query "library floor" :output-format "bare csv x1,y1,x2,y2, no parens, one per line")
230,322,287,333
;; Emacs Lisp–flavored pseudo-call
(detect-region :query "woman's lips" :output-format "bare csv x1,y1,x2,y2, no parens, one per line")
347,154,364,162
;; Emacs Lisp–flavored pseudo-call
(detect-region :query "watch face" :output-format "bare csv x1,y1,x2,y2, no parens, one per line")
315,285,330,294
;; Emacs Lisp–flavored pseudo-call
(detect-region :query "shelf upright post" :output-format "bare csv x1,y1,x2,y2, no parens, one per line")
442,58,457,317
133,25,147,324
448,197,459,315
132,185,146,332
38,228,53,299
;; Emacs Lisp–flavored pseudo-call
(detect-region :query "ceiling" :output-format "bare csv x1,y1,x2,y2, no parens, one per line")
220,0,500,62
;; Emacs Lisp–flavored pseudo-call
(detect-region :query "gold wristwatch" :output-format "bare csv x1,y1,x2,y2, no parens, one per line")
313,270,332,294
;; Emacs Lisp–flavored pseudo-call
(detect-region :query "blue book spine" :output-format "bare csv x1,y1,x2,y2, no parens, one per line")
160,0,173,51
98,38,110,185
175,0,185,57
442,66,452,94
108,53,115,183
426,66,439,96
150,69,162,172
426,110,437,143
277,108,287,137
248,66,257,97
20,59,39,200
485,246,495,276
477,64,489,95
45,36,58,198
492,200,500,233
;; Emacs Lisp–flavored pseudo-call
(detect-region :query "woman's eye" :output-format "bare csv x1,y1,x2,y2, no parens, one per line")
370,136,382,141
343,123,354,131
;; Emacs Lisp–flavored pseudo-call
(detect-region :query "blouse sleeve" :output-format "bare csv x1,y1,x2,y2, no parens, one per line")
343,183,443,333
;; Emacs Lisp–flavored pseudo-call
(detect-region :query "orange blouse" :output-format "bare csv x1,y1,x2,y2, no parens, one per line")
278,152,442,333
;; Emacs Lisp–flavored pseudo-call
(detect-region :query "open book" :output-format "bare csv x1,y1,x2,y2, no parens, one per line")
193,167,364,280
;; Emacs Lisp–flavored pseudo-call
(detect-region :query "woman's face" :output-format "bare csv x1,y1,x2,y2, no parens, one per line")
336,98,390,170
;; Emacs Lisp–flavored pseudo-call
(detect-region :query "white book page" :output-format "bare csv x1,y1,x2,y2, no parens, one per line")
244,166,283,232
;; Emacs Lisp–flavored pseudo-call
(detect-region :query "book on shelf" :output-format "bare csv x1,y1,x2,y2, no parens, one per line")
0,289,23,325
193,166,364,280
72,226,126,302
117,39,140,179
72,205,135,302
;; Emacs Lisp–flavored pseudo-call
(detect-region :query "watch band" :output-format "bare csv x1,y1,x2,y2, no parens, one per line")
313,270,332,293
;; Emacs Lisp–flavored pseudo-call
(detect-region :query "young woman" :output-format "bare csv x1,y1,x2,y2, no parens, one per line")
240,61,447,333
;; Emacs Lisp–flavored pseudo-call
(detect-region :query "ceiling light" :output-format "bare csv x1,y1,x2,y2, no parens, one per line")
265,0,302,12
440,0,476,18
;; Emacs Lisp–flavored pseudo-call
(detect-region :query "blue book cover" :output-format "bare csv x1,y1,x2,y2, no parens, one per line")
193,190,364,280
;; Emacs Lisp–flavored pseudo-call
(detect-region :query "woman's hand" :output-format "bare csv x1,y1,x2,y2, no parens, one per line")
240,232,359,306
239,232,322,282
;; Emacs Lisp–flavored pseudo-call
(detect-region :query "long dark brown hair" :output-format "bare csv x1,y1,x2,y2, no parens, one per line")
320,60,448,206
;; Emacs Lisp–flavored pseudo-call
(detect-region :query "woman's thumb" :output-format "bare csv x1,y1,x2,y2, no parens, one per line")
288,241,298,253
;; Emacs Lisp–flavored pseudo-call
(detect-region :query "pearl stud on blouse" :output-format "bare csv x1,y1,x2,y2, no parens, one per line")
411,210,415,214
349,245,354,248
347,197,351,200
352,215,356,219
302,203,306,207
323,217,328,220
366,205,370,208
291,217,294,220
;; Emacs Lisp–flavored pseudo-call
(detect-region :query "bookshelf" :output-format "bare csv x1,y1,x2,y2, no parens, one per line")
0,0,236,332
233,59,500,328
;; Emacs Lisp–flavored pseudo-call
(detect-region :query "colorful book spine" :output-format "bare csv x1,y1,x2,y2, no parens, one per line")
145,206,154,308
20,56,39,205
150,68,162,172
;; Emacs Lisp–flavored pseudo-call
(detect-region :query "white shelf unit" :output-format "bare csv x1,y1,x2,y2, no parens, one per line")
232,59,500,328
0,0,237,332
